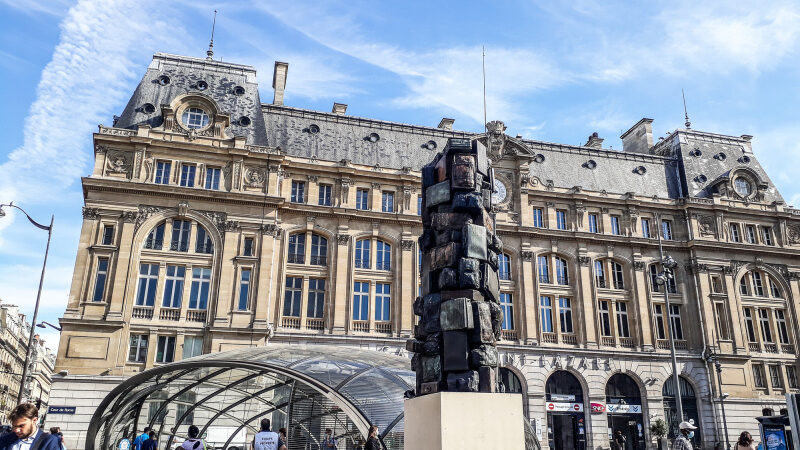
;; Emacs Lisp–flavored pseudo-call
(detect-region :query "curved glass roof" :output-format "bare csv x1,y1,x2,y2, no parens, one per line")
87,344,538,450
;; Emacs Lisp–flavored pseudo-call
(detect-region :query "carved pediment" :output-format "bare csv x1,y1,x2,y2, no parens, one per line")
474,120,535,162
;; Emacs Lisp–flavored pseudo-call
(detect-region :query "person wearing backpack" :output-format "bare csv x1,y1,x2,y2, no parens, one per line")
0,404,62,450
181,426,206,450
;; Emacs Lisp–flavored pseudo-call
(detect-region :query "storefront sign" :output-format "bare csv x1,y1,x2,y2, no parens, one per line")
590,402,606,413
546,402,584,412
48,406,76,414
606,404,642,414
549,394,575,402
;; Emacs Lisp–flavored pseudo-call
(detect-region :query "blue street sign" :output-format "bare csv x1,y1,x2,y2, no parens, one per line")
47,406,76,414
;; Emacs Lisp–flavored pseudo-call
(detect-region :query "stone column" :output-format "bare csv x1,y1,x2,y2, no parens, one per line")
400,236,415,336
331,231,350,332
723,271,747,353
578,255,598,348
520,247,538,345
212,228,241,326
254,229,278,329
632,259,654,350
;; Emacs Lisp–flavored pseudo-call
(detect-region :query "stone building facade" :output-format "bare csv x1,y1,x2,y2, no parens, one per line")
1,301,56,424
51,53,800,450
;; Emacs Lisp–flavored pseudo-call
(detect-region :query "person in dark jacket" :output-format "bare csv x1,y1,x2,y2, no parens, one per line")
0,403,62,450
140,431,157,450
363,425,380,450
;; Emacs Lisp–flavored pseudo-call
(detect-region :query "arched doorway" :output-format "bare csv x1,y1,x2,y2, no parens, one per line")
606,374,645,450
546,371,586,450
662,376,701,446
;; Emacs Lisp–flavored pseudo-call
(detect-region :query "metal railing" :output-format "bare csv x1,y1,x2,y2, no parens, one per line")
287,253,305,264
764,343,778,353
748,342,761,353
782,343,795,354
601,336,616,347
310,255,327,266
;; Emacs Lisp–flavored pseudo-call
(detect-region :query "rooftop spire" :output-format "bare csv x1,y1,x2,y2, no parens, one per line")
206,10,217,60
682,88,691,129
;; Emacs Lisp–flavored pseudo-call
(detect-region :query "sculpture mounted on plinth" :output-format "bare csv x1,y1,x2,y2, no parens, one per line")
407,137,503,395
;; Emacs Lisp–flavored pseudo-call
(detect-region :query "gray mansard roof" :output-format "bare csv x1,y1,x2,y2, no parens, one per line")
115,53,268,146
112,53,785,203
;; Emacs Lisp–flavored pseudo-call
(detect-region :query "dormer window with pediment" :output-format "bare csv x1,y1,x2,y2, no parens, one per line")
161,94,230,140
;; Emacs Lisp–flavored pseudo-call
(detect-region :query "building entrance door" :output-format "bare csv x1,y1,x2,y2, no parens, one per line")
552,414,577,450
609,415,641,450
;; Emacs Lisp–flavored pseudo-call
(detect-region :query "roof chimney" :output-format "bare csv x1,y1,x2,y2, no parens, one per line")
620,118,654,153
272,61,289,106
584,132,604,149
438,118,455,130
332,103,347,115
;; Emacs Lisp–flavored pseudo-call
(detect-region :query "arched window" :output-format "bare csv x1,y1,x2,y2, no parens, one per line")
144,222,165,250
288,233,305,264
595,259,625,289
310,234,328,266
499,253,512,281
649,264,677,294
740,269,783,299
195,226,213,254
355,239,370,269
662,376,700,442
555,257,569,285
376,240,391,271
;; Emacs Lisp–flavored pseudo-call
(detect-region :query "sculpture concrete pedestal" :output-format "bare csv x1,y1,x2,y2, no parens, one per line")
404,392,525,449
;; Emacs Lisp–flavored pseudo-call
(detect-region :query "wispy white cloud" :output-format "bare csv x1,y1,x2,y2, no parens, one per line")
0,0,72,17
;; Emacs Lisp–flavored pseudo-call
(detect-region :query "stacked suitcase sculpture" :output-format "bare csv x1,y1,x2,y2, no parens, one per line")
407,137,504,395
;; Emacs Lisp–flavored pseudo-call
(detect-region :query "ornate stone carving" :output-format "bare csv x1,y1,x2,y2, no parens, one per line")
143,157,154,181
632,261,645,271
259,223,282,238
788,225,800,245
222,220,241,232
82,207,100,219
521,251,534,262
401,240,414,251
698,215,716,237
121,211,138,223
336,234,350,245
306,174,319,182
486,120,508,161
135,205,162,230
578,256,591,266
371,182,382,189
544,179,555,191
105,150,132,175
520,173,530,187
244,166,267,187
402,186,413,210
200,211,227,230
573,203,586,227
177,201,189,217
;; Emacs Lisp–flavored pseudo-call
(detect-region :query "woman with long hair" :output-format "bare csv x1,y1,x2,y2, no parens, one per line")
737,431,757,450
364,425,380,450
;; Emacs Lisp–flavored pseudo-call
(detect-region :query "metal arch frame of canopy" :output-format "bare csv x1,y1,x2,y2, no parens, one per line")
86,359,379,450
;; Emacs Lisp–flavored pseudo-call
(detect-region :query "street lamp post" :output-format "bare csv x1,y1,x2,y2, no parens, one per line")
655,215,685,431
0,202,54,406
707,327,731,450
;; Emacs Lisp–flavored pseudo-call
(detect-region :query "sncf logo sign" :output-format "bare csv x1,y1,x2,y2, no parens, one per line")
591,403,606,414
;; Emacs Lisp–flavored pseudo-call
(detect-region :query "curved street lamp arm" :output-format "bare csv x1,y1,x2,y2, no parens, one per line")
0,203,52,231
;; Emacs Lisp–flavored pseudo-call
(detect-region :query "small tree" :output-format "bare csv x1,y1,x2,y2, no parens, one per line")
650,419,668,440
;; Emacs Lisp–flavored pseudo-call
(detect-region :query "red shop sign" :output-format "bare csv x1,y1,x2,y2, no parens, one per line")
590,402,606,414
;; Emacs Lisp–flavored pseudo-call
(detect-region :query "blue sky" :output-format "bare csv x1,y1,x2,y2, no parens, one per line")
2,0,800,350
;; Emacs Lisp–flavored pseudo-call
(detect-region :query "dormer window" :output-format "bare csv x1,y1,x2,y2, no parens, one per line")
734,177,752,197
182,107,210,129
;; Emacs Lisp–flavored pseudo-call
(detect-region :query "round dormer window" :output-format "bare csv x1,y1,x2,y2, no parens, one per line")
734,177,752,197
182,107,210,129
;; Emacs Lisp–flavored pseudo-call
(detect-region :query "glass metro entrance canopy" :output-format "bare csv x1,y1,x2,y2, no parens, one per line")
87,345,416,450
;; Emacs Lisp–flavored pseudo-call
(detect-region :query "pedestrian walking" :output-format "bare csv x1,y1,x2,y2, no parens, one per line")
363,425,380,450
672,422,697,450
277,428,287,450
737,432,757,450
133,428,151,450
251,419,285,450
613,430,627,450
321,428,338,450
0,403,62,450
180,426,206,450
140,431,157,450
49,427,67,450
